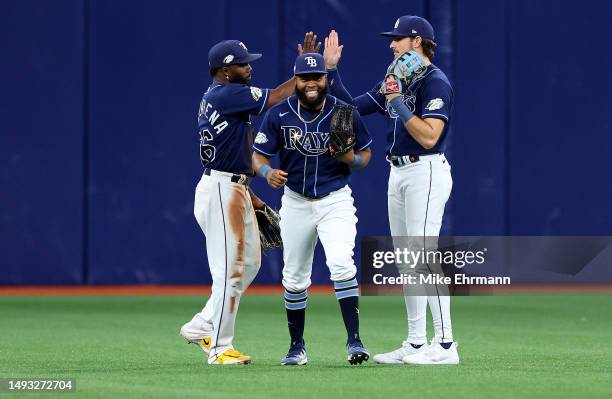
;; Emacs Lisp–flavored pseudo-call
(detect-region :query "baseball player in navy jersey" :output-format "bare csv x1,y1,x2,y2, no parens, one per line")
323,16,460,365
179,38,312,365
252,53,373,366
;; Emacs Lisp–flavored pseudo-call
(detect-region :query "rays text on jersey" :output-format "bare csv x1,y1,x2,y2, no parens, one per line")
281,125,330,156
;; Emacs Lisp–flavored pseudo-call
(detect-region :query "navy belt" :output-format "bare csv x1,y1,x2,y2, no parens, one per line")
388,152,442,167
204,168,250,185
299,192,330,200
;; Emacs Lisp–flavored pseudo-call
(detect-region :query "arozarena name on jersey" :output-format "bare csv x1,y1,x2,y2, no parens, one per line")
281,126,330,156
198,98,228,134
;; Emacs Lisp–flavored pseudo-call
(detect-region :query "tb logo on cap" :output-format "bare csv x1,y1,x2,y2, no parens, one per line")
305,56,318,67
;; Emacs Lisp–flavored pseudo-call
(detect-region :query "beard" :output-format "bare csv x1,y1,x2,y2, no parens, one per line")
296,84,327,110
229,75,251,86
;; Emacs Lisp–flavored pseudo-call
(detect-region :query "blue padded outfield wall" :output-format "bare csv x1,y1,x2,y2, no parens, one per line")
2,0,611,285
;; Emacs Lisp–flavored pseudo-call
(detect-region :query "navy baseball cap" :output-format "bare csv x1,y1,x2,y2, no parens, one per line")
208,40,262,69
294,53,327,75
380,15,435,42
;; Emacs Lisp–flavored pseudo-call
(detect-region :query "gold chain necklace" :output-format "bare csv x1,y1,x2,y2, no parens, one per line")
297,98,326,124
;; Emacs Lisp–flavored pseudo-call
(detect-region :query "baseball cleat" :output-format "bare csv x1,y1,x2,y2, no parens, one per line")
209,349,252,365
179,324,212,354
347,340,370,365
402,341,459,365
373,340,428,364
280,339,308,366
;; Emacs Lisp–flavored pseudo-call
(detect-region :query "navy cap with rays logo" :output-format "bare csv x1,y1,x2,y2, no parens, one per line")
294,53,327,75
208,40,262,69
380,15,435,42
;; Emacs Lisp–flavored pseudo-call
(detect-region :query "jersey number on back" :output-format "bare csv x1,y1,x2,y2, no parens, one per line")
199,128,216,163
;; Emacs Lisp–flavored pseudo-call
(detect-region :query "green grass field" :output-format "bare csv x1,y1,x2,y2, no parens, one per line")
1,294,611,398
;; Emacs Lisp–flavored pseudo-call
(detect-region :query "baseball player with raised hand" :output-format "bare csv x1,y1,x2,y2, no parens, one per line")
324,16,459,365
252,53,373,366
179,36,318,365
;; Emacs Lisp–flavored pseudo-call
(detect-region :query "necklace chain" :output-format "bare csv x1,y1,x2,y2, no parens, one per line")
297,98,326,124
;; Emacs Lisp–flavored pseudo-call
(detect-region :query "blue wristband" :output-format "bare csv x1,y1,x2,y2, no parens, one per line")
349,154,364,168
389,96,414,124
258,165,272,179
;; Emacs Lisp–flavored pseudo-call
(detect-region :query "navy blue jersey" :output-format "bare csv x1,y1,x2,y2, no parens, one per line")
197,82,270,174
365,64,453,156
253,95,372,198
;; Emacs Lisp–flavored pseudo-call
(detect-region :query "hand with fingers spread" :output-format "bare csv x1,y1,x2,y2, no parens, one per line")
266,168,288,189
298,31,321,54
323,30,344,69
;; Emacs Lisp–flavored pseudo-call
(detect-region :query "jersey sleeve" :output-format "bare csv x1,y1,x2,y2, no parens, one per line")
220,84,270,116
327,68,354,105
353,110,373,151
252,109,280,158
359,81,387,115
418,79,453,122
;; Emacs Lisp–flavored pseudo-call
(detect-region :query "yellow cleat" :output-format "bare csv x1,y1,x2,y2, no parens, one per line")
180,331,211,354
192,337,211,353
210,349,252,365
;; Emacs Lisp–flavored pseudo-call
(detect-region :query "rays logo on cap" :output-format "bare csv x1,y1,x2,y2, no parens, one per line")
394,18,400,28
223,54,234,64
305,56,317,67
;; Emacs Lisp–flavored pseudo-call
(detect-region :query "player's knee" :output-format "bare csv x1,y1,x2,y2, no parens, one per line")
326,250,355,277
329,262,356,283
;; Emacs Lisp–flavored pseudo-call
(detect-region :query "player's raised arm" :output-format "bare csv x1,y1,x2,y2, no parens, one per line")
265,78,295,110
382,55,451,149
324,30,386,116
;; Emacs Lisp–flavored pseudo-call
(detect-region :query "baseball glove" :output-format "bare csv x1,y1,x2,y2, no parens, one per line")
327,104,356,157
255,204,282,249
380,51,427,95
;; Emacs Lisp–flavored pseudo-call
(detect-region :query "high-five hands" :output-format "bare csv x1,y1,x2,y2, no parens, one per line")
324,30,343,69
298,32,322,54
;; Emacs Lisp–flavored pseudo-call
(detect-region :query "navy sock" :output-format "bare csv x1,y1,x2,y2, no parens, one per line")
334,278,360,344
410,343,423,349
440,342,453,349
284,289,307,345
286,308,305,345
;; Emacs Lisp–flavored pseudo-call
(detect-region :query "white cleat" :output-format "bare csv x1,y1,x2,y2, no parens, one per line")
180,318,213,354
373,341,429,364
402,342,459,365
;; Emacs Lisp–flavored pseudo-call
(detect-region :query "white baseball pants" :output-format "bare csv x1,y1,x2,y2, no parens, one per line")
280,185,358,292
387,153,454,344
192,171,261,359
